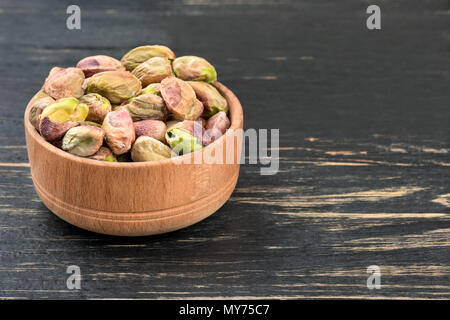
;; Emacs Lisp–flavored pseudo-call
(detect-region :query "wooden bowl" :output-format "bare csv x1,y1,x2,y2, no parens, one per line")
24,82,243,236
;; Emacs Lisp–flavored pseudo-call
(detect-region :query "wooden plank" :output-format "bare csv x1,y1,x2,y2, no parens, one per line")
0,0,448,299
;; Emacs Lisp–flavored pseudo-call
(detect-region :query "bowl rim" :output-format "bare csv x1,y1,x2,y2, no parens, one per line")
24,81,243,168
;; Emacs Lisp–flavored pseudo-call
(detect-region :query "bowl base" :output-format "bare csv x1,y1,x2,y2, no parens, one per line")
32,171,239,236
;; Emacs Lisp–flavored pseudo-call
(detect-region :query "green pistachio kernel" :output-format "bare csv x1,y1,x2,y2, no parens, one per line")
40,98,88,123
200,67,217,84
140,83,161,96
104,155,116,162
165,128,203,155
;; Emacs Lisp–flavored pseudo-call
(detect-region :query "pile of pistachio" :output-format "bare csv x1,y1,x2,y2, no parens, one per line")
28,45,231,162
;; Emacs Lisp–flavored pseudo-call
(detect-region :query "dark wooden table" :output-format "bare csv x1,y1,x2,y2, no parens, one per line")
0,0,448,299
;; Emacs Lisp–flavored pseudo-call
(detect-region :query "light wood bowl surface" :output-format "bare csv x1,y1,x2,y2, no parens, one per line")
24,82,243,236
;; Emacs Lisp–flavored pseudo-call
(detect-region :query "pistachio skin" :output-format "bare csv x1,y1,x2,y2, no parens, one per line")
86,71,142,104
79,93,112,123
172,56,217,83
112,105,124,112
102,109,136,155
134,120,167,143
123,93,169,121
165,119,182,131
203,111,231,146
62,125,105,157
40,97,89,123
206,111,230,131
43,67,85,100
121,45,176,71
89,146,117,162
39,117,79,142
167,120,204,139
76,55,125,77
131,136,172,162
132,57,172,86
28,92,55,131
160,77,204,120
187,81,228,117
79,120,102,128
141,83,161,96
81,78,90,92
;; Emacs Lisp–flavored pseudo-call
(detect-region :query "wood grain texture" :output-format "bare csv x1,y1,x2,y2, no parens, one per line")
24,82,243,236
0,0,449,299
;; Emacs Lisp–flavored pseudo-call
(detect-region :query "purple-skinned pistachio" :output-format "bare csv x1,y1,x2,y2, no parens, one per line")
134,120,167,143
43,67,85,100
39,116,79,142
102,109,135,155
202,111,230,146
132,57,172,86
28,92,55,131
160,77,203,120
76,55,125,78
172,56,217,83
62,125,105,157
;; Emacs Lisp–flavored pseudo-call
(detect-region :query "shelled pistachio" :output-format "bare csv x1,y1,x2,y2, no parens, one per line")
131,136,172,162
123,93,168,121
79,93,112,123
28,92,55,131
121,45,176,71
76,55,124,77
165,120,204,155
89,146,117,162
62,125,105,157
40,97,88,123
160,77,203,120
132,57,172,86
202,111,230,146
39,117,79,142
141,83,161,96
86,71,141,104
43,67,85,100
172,56,217,83
134,120,167,143
188,81,228,117
102,109,135,155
